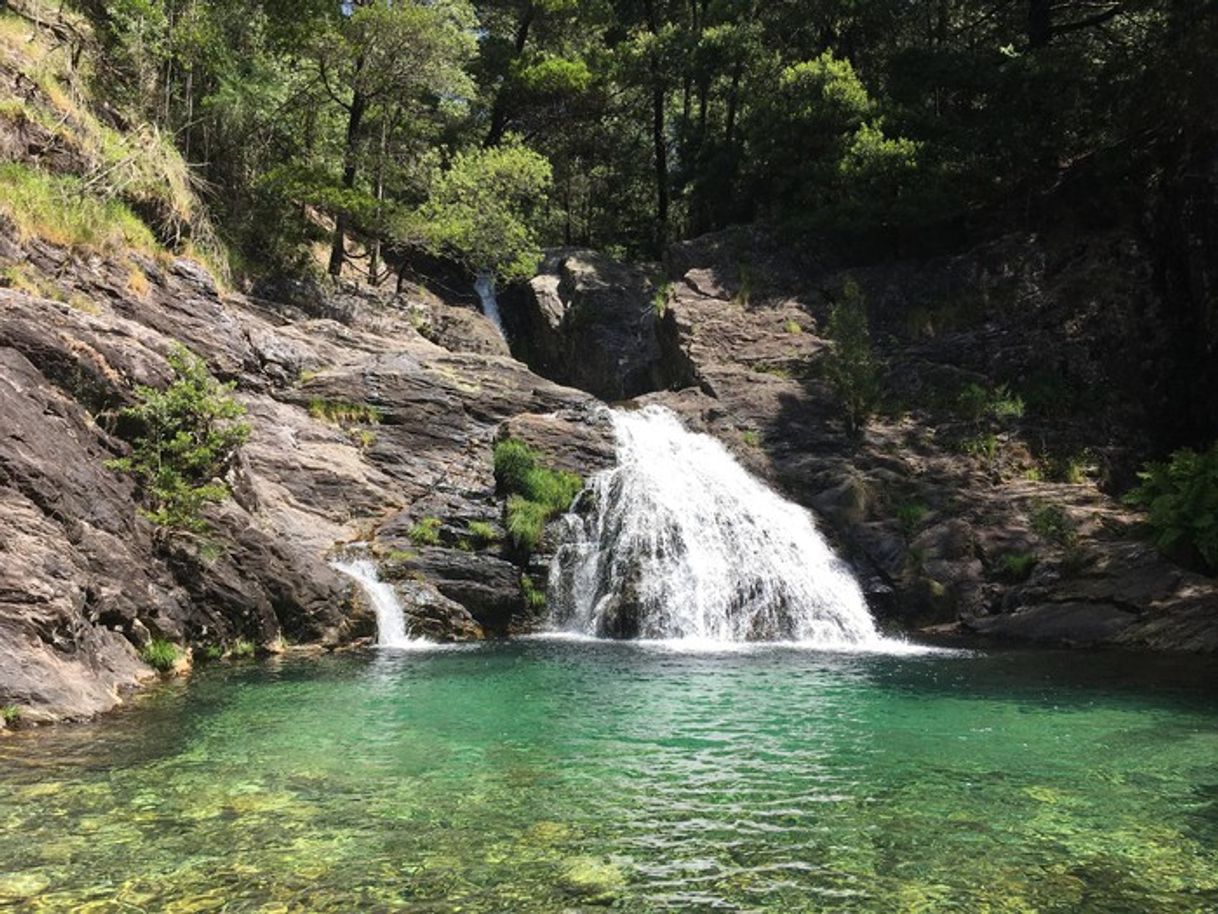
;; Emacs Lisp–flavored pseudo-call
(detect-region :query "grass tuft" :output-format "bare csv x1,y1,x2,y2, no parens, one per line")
0,162,158,253
141,638,178,672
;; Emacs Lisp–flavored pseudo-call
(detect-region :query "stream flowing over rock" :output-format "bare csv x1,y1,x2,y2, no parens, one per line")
549,405,879,644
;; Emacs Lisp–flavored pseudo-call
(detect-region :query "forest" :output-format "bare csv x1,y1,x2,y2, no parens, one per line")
61,1,1210,272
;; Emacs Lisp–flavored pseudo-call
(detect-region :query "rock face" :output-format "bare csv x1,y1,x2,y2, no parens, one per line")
505,249,695,401
0,225,610,722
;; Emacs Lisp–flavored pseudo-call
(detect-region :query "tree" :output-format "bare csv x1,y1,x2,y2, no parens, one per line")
312,0,477,276
823,279,882,434
108,346,250,533
407,137,553,282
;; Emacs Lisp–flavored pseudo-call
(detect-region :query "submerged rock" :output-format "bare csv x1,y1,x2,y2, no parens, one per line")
558,856,627,904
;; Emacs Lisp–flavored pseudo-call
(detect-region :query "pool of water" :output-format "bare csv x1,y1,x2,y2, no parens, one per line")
1,640,1216,912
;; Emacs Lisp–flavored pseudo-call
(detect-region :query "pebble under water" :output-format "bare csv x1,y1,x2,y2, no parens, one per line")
1,640,1217,912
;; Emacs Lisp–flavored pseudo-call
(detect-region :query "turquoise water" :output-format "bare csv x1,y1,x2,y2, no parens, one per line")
1,640,1217,912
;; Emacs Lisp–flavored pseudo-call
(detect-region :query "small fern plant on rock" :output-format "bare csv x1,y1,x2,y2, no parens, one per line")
108,346,249,533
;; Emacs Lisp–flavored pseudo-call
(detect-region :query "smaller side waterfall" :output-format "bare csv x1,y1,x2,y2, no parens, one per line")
474,271,506,338
548,405,883,646
331,557,416,648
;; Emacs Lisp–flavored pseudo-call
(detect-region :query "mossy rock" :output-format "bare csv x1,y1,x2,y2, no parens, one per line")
558,856,626,904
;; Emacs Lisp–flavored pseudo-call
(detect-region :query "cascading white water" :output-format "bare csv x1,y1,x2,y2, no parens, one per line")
548,405,882,646
331,557,416,648
474,271,506,338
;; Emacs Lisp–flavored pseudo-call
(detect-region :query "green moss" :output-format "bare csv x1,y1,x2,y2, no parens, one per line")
783,318,803,334
741,429,761,448
141,639,178,672
1,705,21,726
408,517,443,547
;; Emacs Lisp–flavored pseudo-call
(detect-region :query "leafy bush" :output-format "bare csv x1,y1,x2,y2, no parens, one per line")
108,346,249,533
1029,501,1077,548
407,517,443,547
1,705,21,726
1124,443,1218,574
141,639,178,672
823,278,881,433
652,282,671,317
957,382,1025,424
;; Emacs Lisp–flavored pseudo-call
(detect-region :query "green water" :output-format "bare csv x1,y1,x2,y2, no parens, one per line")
1,640,1217,913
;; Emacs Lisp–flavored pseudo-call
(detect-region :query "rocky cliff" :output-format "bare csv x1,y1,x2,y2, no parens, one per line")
0,229,617,723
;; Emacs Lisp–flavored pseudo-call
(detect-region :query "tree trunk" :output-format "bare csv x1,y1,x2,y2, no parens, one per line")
724,59,742,146
1027,0,1052,48
485,4,536,147
329,79,366,278
645,1,668,254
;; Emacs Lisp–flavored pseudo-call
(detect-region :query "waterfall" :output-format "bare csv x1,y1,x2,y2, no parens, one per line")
331,557,418,648
474,271,506,338
548,405,882,646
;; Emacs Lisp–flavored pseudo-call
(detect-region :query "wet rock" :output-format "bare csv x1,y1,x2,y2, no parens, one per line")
967,602,1138,646
508,249,695,400
396,580,484,642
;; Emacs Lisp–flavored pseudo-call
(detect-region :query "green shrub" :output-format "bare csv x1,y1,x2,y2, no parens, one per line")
957,382,1025,424
741,430,761,448
997,552,1038,582
960,433,999,463
108,346,250,533
823,278,881,433
1029,501,1077,547
1124,443,1218,574
652,282,671,317
407,517,443,547
1,705,21,726
783,318,803,334
141,639,178,672
200,644,224,662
